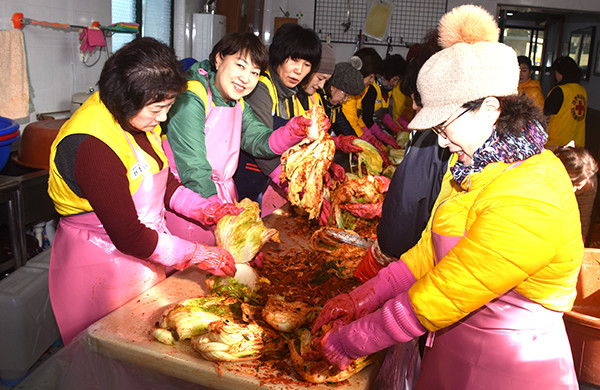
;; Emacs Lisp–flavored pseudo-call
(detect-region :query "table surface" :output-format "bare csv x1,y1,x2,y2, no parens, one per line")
85,207,380,390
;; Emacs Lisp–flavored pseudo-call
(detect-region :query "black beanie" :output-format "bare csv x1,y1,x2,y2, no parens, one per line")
329,62,365,96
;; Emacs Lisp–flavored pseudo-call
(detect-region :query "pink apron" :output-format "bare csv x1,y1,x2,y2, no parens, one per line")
415,164,578,389
164,68,242,245
49,130,168,345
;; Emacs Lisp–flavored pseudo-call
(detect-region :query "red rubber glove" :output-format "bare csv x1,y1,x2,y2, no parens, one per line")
329,162,346,183
319,198,332,226
333,135,363,153
311,294,356,333
187,243,236,276
286,115,313,137
339,202,382,219
354,244,385,283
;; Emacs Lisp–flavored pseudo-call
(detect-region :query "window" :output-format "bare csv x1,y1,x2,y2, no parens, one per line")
502,27,545,79
111,0,172,52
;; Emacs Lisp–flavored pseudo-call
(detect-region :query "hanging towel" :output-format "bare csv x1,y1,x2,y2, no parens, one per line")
0,30,30,119
79,27,106,53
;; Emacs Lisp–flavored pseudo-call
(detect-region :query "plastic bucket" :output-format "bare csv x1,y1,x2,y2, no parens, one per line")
0,117,19,136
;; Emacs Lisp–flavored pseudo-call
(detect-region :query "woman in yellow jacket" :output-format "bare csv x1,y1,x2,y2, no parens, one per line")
312,6,581,389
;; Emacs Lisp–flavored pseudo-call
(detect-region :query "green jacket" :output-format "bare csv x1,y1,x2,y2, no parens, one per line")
165,60,277,197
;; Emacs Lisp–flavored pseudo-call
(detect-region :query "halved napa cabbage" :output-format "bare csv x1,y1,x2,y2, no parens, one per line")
214,198,279,264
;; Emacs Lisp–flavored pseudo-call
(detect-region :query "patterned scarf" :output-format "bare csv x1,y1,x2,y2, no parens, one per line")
450,121,548,185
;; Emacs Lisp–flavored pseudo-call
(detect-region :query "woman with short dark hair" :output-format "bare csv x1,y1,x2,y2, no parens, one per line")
48,38,242,345
234,23,322,203
164,32,313,244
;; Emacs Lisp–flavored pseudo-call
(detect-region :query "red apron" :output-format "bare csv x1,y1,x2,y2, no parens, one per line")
164,68,242,245
49,130,168,345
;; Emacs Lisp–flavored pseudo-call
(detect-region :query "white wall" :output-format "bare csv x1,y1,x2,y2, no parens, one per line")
0,0,110,126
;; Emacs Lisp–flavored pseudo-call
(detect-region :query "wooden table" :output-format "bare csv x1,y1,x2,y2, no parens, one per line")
85,207,380,389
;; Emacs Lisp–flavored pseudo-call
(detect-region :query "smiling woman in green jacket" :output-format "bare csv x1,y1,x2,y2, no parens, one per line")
164,32,313,245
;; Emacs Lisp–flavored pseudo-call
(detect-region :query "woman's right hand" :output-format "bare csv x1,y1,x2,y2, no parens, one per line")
189,244,236,277
311,293,356,333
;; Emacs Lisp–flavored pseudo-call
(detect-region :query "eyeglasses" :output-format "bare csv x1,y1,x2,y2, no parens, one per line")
340,90,349,101
431,108,470,139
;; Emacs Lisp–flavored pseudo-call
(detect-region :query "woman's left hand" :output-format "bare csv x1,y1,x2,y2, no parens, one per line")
199,202,244,225
286,115,313,138
312,327,353,371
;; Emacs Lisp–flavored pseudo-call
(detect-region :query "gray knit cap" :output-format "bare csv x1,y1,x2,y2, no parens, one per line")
408,5,519,130
329,61,365,96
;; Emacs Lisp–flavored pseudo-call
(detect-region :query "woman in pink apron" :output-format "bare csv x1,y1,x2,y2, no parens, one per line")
163,32,313,245
48,38,241,345
310,6,581,389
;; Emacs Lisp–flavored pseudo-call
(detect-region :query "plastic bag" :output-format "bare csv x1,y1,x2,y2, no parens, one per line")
372,339,421,390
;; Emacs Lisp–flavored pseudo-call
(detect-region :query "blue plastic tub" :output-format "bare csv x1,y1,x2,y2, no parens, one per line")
0,135,19,172
0,117,19,136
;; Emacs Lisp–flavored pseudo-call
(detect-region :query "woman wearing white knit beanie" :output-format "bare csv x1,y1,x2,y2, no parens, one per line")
310,5,581,389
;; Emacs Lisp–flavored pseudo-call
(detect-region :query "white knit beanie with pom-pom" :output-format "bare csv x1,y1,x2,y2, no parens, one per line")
408,5,519,130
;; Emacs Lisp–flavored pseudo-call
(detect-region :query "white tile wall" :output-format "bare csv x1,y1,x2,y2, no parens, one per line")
0,0,110,126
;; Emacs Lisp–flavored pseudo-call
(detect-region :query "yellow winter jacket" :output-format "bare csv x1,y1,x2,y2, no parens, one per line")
517,78,545,109
401,150,583,331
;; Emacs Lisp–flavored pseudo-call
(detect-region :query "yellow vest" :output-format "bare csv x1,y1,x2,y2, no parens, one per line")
372,82,391,113
185,79,245,111
391,83,414,128
48,92,167,216
259,69,306,119
341,86,369,136
546,83,587,147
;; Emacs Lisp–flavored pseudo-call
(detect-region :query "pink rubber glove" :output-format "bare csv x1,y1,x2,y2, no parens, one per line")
319,292,426,370
382,113,403,135
250,251,264,269
148,232,236,276
311,260,416,333
395,115,411,132
268,116,313,154
360,128,392,168
169,186,243,226
368,123,400,149
268,164,284,187
333,135,363,154
354,240,397,283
